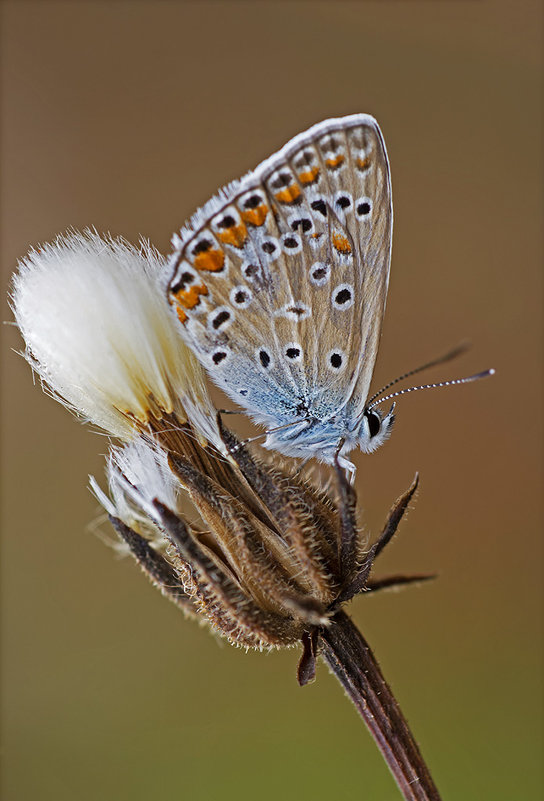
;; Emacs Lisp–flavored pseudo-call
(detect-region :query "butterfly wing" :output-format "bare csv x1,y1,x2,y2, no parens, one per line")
167,114,392,432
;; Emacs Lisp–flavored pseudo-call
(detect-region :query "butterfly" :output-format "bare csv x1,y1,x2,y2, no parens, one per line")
166,114,394,471
166,114,491,472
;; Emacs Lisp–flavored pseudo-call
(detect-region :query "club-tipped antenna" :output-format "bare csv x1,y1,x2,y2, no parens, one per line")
366,368,495,412
365,342,471,409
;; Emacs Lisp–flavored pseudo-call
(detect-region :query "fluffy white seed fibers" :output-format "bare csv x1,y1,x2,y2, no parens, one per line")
90,439,181,540
12,230,221,447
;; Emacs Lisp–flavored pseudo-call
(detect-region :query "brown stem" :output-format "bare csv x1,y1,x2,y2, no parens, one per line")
319,611,442,801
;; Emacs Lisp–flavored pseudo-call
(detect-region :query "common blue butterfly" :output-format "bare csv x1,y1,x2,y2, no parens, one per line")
167,115,489,471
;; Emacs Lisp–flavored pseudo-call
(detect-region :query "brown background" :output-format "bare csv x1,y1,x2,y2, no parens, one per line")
2,2,542,799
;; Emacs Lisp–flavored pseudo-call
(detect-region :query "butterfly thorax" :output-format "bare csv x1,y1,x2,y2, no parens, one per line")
262,411,360,464
253,394,395,466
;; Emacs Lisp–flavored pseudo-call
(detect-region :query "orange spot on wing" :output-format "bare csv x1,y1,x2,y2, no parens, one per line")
332,233,352,254
356,156,370,170
325,154,345,169
176,307,188,325
241,204,268,226
298,166,320,184
174,283,209,310
194,249,225,272
217,222,248,248
275,184,302,204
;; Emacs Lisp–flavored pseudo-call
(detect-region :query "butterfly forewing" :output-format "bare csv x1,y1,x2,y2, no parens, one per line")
167,114,392,434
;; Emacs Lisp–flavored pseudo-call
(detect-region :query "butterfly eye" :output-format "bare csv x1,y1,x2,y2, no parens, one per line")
365,410,381,438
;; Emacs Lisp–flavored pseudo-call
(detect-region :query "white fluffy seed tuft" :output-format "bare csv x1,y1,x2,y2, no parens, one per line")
90,439,182,543
11,230,222,447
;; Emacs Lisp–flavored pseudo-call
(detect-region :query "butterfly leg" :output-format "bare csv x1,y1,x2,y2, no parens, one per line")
292,455,312,478
230,420,310,454
333,442,359,579
345,461,357,486
214,409,272,453
333,438,356,484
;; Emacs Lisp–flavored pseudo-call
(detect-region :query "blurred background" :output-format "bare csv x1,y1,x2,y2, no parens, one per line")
1,2,542,799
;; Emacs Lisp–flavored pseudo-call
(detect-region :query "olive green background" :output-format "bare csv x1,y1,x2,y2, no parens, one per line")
2,1,542,799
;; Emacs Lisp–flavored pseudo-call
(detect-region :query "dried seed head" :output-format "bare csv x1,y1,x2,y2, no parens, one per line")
93,424,420,651
93,433,337,648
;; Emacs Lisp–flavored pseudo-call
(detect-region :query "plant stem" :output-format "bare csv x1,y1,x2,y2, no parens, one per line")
320,610,442,801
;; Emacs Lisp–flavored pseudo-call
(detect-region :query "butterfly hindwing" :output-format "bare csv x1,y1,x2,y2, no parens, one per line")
167,114,392,432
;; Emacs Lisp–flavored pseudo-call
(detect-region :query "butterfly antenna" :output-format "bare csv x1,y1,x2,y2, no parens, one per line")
365,342,471,408
366,368,495,412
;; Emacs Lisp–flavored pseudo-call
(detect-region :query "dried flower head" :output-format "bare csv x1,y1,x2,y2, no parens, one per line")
90,413,422,666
